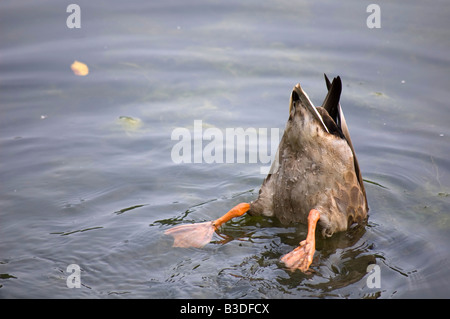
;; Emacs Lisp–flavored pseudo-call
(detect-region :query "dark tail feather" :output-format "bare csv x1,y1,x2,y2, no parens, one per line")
323,74,367,206
321,74,342,125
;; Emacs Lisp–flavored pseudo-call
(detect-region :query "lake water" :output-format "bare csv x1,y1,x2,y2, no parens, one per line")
1,0,449,299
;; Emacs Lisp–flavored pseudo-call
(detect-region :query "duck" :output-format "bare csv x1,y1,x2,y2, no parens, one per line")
165,75,368,272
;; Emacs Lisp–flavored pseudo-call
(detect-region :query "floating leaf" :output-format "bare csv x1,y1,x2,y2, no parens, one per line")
371,91,389,99
114,204,147,215
71,60,89,76
118,116,142,130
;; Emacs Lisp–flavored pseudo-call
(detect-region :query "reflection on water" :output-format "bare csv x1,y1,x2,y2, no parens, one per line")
1,0,450,298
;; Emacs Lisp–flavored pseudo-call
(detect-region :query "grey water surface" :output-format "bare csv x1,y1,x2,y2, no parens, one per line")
1,0,449,298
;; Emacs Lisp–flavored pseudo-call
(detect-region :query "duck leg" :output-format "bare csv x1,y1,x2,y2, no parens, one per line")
281,209,320,272
165,203,250,248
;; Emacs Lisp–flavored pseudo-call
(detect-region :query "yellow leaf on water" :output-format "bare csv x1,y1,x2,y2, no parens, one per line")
71,60,89,76
118,116,142,130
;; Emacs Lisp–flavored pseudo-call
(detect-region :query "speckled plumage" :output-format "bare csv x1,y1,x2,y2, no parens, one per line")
249,75,368,237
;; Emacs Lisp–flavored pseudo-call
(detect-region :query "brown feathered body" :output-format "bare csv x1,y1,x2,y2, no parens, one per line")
249,76,368,237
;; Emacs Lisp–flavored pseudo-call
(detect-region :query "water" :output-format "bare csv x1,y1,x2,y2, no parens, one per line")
1,0,449,298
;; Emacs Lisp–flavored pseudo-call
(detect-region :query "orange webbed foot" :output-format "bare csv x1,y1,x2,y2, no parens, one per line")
281,238,316,272
165,203,250,248
164,221,216,248
281,209,320,272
